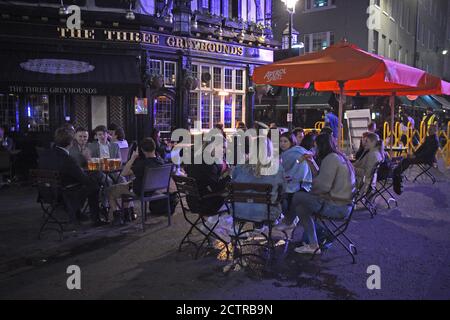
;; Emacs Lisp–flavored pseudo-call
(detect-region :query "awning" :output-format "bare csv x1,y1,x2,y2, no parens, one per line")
398,96,441,110
431,95,450,110
255,87,333,110
0,51,142,96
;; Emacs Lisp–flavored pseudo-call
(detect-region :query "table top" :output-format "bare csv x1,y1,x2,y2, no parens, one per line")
85,168,122,174
385,146,408,151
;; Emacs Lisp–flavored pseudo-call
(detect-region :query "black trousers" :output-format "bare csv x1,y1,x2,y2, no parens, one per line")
63,183,100,222
394,157,428,176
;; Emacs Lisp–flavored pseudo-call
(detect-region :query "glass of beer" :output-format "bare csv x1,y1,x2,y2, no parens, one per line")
87,160,95,171
114,158,122,170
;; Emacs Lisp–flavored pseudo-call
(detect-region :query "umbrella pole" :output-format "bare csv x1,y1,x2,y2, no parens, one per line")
389,93,396,157
337,80,346,150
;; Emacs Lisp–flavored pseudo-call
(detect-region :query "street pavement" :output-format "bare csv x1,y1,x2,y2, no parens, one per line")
0,164,449,300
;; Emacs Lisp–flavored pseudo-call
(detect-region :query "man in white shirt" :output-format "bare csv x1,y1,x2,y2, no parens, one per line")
87,125,120,159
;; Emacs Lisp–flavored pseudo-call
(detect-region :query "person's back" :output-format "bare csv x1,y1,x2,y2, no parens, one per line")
312,153,354,205
281,145,312,192
415,134,439,164
232,164,286,222
131,156,164,195
40,146,88,187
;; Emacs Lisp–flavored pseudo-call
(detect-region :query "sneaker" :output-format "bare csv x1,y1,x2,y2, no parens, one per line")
393,173,403,195
274,222,297,233
294,244,321,255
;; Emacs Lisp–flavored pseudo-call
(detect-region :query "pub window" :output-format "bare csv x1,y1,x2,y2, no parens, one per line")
148,59,162,75
201,66,211,89
154,95,172,133
0,94,19,133
191,63,246,130
213,95,221,126
25,95,50,132
201,92,211,129
224,68,233,90
224,94,232,128
188,92,199,126
213,67,222,89
191,64,198,79
164,61,176,87
235,94,243,123
235,69,244,91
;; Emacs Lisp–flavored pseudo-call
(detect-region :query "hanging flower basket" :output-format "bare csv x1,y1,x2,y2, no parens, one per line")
184,76,199,91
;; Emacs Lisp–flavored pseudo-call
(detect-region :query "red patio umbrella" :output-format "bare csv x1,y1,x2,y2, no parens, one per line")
253,40,441,144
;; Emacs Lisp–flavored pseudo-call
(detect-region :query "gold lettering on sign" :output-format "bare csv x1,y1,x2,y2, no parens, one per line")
57,27,243,56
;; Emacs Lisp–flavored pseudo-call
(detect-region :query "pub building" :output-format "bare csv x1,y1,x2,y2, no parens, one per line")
0,0,277,149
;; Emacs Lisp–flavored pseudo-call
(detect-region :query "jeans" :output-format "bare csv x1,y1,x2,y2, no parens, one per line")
290,192,352,246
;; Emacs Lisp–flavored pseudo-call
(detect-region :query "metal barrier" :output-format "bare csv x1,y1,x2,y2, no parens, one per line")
382,120,450,167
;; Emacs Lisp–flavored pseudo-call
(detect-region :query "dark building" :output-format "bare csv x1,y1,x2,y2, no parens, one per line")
0,0,278,146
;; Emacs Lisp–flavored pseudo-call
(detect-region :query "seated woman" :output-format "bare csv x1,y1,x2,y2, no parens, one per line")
110,126,129,150
231,141,286,223
280,132,313,213
184,141,230,215
279,133,355,254
353,132,384,192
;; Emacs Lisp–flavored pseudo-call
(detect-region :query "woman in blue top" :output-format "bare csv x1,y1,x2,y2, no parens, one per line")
231,140,286,223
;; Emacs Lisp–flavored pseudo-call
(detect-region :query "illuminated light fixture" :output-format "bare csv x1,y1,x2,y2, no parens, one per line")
59,0,68,16
292,42,305,49
125,1,135,21
442,49,448,55
218,91,230,96
173,0,192,35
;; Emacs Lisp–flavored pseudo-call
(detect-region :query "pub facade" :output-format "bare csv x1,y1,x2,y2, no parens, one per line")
0,0,277,145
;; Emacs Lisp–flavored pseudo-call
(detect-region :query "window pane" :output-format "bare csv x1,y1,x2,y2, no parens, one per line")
213,95,221,126
26,95,50,132
225,69,233,90
154,96,172,133
235,69,244,90
201,66,211,89
213,67,222,89
188,92,199,127
235,94,243,123
148,59,161,75
191,64,198,79
224,95,232,128
201,92,211,129
164,62,176,87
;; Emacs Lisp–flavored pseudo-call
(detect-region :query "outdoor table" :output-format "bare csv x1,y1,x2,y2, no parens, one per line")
85,168,123,185
385,146,407,157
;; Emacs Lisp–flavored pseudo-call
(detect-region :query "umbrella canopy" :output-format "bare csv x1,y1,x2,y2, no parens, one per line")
253,40,446,146
253,41,434,91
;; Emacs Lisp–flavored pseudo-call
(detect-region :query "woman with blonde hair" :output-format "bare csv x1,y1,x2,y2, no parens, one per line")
353,132,385,191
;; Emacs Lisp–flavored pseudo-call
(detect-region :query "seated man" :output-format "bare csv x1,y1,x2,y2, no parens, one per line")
184,141,231,215
88,125,120,159
106,138,164,224
393,124,439,194
69,127,91,168
39,127,104,227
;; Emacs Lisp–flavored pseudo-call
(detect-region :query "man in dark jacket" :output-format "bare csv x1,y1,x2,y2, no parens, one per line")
39,127,103,226
393,124,439,194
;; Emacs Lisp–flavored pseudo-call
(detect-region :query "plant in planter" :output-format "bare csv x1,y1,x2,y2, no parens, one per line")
145,72,164,89
183,74,199,91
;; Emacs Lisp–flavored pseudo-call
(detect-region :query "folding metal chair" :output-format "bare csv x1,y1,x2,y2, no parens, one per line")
30,169,79,240
373,161,398,209
122,164,173,231
227,182,286,267
356,162,382,218
312,189,360,264
173,175,230,259
413,162,437,184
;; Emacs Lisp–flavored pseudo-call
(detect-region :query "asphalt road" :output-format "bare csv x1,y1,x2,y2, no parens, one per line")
0,166,449,300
